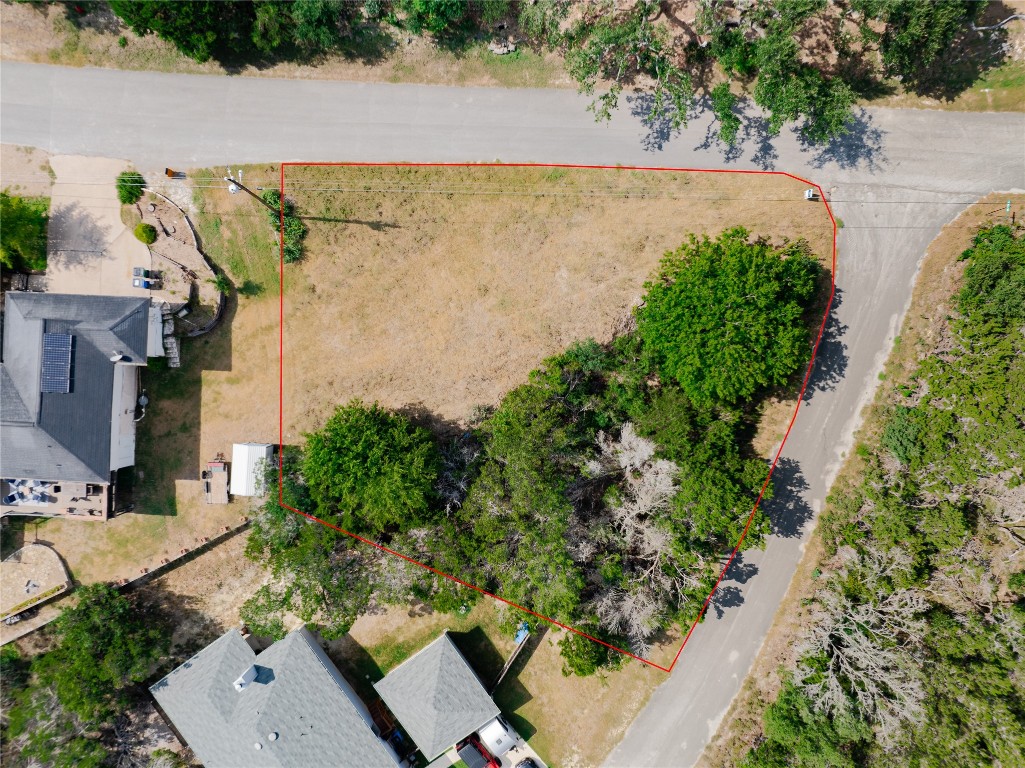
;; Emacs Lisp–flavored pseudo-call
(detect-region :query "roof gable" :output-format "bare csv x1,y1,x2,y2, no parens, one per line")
374,632,500,760
150,627,398,768
0,292,150,483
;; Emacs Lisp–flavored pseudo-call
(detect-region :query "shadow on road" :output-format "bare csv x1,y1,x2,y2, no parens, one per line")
798,109,888,171
762,457,813,539
805,286,849,398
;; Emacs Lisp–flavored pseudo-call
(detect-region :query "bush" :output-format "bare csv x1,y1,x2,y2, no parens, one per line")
134,222,157,244
1009,571,1025,596
0,192,48,271
211,273,232,294
260,189,306,263
116,171,145,204
558,628,623,677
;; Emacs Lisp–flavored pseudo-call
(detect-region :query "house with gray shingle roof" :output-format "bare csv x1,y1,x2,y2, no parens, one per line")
150,626,403,768
1,292,159,520
373,631,501,761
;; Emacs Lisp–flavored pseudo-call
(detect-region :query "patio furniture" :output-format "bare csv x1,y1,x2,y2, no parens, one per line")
2,493,19,505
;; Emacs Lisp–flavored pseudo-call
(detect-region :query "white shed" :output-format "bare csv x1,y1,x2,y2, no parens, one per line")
229,443,274,497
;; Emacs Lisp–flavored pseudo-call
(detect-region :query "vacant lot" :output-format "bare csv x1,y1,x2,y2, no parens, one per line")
279,164,834,440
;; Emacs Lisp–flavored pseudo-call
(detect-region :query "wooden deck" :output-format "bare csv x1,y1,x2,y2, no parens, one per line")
203,462,229,505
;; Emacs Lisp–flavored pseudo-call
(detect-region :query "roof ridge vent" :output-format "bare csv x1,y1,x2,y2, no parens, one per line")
233,664,258,691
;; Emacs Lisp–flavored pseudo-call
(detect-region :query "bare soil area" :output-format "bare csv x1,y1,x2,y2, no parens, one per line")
698,192,1025,767
0,144,53,197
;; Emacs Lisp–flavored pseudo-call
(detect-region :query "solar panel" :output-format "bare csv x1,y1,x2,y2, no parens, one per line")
40,333,72,393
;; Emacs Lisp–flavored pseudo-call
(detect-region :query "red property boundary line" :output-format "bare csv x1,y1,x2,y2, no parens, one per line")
276,162,838,674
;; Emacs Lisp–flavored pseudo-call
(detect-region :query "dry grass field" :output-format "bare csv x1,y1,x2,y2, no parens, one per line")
279,164,835,441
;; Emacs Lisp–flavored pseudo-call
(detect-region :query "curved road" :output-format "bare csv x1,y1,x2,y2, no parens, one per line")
3,62,1023,767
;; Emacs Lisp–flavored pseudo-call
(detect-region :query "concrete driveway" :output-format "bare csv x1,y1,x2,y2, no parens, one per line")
3,62,1022,768
44,155,150,297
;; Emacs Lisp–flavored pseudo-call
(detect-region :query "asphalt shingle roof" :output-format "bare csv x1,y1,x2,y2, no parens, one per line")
0,292,149,483
374,632,500,760
150,627,400,768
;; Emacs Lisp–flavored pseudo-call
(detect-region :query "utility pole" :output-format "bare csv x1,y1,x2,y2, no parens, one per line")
224,174,279,216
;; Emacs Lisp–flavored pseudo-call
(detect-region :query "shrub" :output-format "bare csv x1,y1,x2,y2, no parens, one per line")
211,273,232,294
116,171,145,204
134,222,157,244
260,189,306,263
1009,571,1025,596
0,192,48,271
559,628,623,677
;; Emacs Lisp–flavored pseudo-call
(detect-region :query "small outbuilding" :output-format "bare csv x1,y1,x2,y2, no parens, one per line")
229,443,274,497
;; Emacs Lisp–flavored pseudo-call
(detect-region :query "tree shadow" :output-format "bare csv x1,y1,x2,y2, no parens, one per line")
214,23,395,74
723,551,759,584
302,215,401,232
130,580,223,667
396,401,465,439
797,108,888,171
761,457,813,539
45,201,111,271
708,583,745,619
627,92,686,153
901,4,1015,101
804,286,849,398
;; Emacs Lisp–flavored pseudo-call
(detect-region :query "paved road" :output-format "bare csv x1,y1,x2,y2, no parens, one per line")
3,62,1023,767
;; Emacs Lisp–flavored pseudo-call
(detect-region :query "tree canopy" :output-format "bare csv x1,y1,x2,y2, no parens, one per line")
637,227,822,406
0,192,48,272
744,224,1025,765
248,228,824,668
115,170,145,205
105,1,1002,144
302,400,441,535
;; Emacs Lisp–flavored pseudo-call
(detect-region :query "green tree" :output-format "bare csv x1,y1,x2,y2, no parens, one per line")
565,1,692,129
302,400,441,535
710,82,741,146
637,227,822,406
0,192,48,271
36,584,168,723
115,170,145,205
852,0,985,93
743,680,871,768
397,0,467,35
109,1,255,63
260,189,307,263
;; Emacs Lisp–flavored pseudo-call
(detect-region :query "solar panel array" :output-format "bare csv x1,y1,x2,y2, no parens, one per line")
40,333,72,393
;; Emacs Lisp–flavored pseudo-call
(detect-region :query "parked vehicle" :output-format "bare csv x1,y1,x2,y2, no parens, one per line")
478,716,518,758
456,735,499,768
515,759,541,768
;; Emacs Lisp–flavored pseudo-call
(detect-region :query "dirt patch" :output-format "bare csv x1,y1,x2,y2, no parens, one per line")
0,544,70,619
698,192,1025,767
133,531,267,653
0,144,54,197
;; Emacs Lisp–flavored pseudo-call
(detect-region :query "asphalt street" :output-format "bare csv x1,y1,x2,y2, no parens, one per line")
2,62,1023,767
